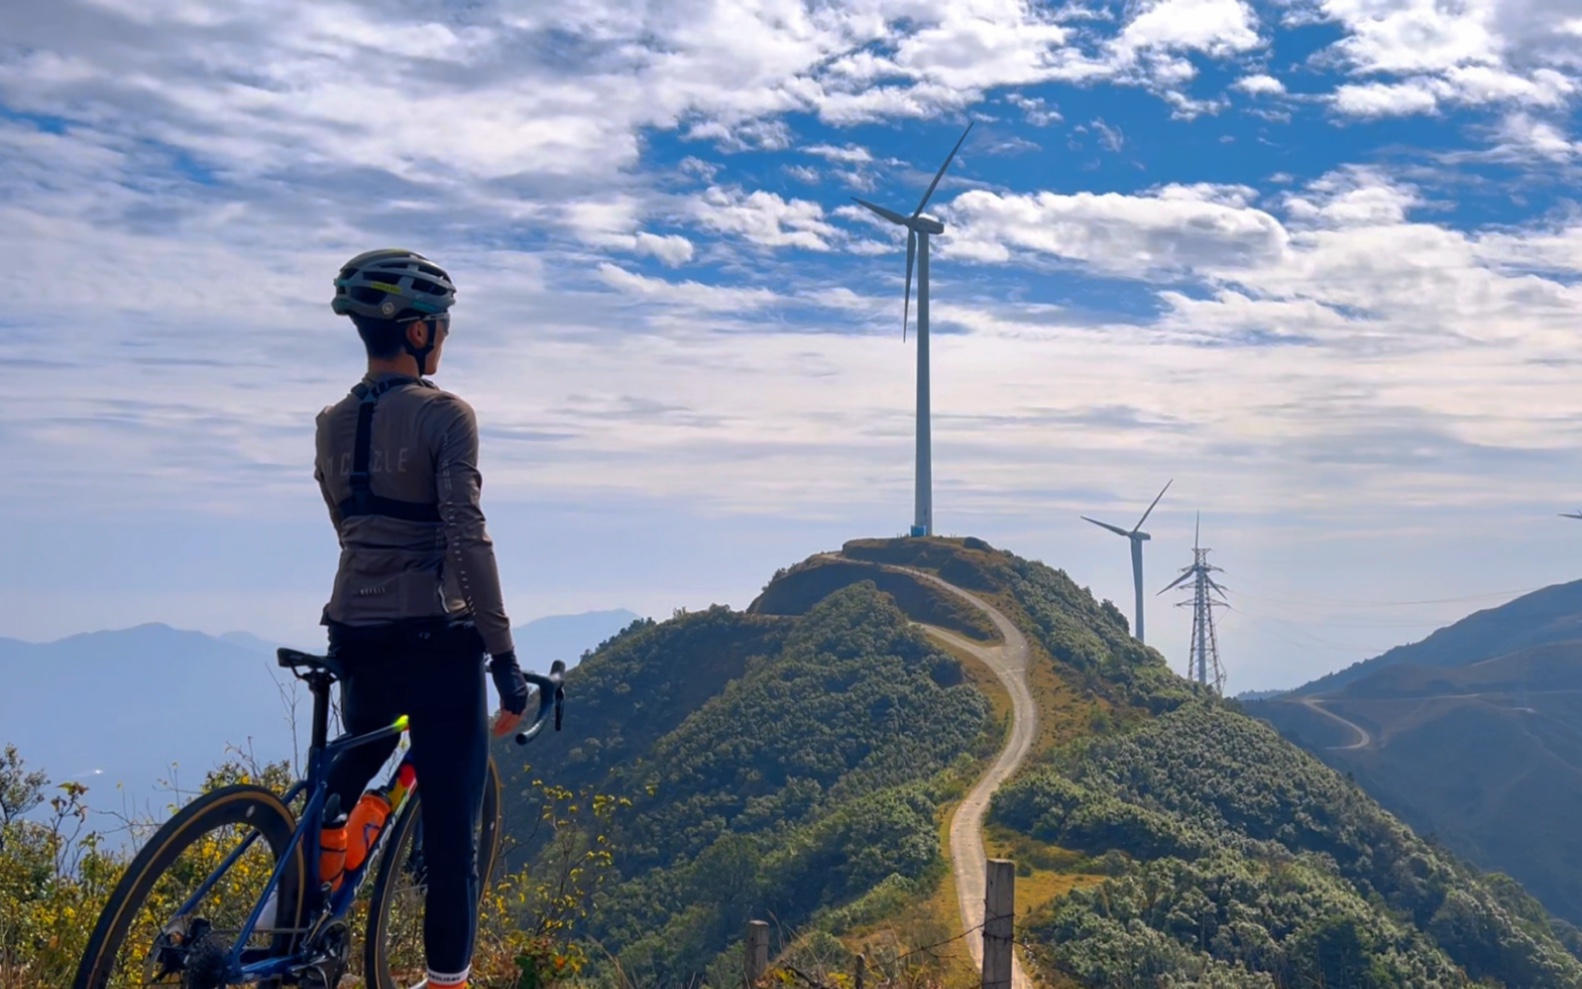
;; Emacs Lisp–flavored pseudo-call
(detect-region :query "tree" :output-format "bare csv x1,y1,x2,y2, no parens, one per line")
0,744,47,851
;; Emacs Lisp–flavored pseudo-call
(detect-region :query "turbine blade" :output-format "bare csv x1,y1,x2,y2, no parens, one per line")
903,229,916,341
1194,511,1201,548
1158,570,1194,594
913,120,975,217
1082,516,1134,539
1133,478,1173,532
851,196,910,226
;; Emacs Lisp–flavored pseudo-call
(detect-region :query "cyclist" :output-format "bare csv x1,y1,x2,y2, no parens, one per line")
290,248,529,989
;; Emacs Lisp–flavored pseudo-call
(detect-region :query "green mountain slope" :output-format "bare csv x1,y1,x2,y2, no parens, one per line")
995,704,1582,987
499,580,996,986
497,538,1582,989
1247,638,1582,926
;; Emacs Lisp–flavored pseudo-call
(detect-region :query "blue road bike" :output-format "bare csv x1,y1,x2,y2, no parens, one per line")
72,647,565,989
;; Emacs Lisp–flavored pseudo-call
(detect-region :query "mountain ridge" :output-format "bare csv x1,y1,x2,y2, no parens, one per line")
0,608,644,829
1290,578,1582,698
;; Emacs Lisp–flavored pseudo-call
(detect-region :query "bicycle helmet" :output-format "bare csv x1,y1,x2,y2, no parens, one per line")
331,249,456,320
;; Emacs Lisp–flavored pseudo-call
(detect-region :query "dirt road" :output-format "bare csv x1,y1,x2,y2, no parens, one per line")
837,558,1038,989
1299,697,1371,750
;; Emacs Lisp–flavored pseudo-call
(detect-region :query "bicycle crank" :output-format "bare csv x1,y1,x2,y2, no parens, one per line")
299,919,350,989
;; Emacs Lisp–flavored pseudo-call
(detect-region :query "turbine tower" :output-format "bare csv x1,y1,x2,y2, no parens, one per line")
1159,512,1229,694
853,121,974,538
1081,479,1172,644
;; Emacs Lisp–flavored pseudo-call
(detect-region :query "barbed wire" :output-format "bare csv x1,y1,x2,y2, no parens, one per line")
890,919,985,964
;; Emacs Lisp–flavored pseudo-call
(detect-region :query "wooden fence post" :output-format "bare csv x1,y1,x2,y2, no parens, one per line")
855,952,866,989
982,859,1014,989
746,919,770,988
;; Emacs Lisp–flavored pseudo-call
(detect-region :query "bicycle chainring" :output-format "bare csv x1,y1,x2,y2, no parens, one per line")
299,919,350,989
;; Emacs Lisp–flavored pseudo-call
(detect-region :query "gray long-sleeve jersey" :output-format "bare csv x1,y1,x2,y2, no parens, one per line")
314,373,514,657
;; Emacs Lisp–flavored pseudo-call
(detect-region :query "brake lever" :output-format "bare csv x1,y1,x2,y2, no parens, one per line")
514,659,567,745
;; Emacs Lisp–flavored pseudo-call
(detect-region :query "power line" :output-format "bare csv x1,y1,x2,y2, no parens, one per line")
1232,584,1549,611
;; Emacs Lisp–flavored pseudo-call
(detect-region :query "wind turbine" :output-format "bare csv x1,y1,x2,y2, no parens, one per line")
852,120,974,538
1082,479,1172,644
1563,509,1582,520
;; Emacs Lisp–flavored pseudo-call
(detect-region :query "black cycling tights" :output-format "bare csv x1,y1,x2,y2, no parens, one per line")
323,619,488,987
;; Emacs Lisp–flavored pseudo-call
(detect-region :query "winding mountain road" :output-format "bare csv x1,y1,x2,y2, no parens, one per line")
830,557,1038,989
1299,697,1371,750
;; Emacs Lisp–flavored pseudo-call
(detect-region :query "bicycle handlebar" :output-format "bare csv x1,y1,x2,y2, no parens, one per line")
514,658,566,745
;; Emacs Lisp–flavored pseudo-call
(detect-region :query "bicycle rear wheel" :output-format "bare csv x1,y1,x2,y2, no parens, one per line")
72,784,306,989
360,756,502,989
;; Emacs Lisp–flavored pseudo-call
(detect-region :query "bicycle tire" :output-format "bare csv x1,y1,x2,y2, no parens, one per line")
72,783,307,989
361,756,502,989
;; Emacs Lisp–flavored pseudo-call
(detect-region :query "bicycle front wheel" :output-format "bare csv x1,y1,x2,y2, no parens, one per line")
361,756,502,989
72,783,307,989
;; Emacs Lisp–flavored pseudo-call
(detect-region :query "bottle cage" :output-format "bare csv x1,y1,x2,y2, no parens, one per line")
338,377,442,524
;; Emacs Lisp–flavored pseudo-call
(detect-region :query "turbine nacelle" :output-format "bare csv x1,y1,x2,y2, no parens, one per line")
850,120,974,343
849,200,946,235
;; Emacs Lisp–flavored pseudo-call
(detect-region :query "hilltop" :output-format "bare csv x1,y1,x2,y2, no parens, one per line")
497,537,1582,989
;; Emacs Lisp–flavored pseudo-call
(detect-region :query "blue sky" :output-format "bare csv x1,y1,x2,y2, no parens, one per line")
2,0,1582,691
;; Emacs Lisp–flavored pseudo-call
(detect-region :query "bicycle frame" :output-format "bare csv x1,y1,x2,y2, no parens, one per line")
154,652,564,984
170,667,415,982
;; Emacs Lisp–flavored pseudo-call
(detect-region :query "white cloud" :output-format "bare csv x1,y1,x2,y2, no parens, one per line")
846,238,898,256
943,185,1289,275
1491,113,1582,160
1091,117,1126,151
1444,65,1574,106
1114,0,1263,58
685,117,795,152
805,143,874,164
1323,0,1504,76
1331,79,1442,117
680,156,721,181
1316,0,1582,119
690,186,840,251
561,196,695,266
1005,92,1061,125
1233,73,1286,95
594,263,779,311
1280,167,1420,227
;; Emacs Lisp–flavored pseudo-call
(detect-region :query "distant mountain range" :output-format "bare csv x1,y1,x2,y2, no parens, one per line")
0,608,641,831
1287,579,1582,697
1245,577,1582,924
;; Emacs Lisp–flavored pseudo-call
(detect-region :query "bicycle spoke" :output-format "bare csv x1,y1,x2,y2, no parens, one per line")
374,829,432,987
100,816,286,988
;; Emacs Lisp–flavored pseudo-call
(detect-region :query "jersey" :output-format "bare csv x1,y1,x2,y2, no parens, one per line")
313,372,514,658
